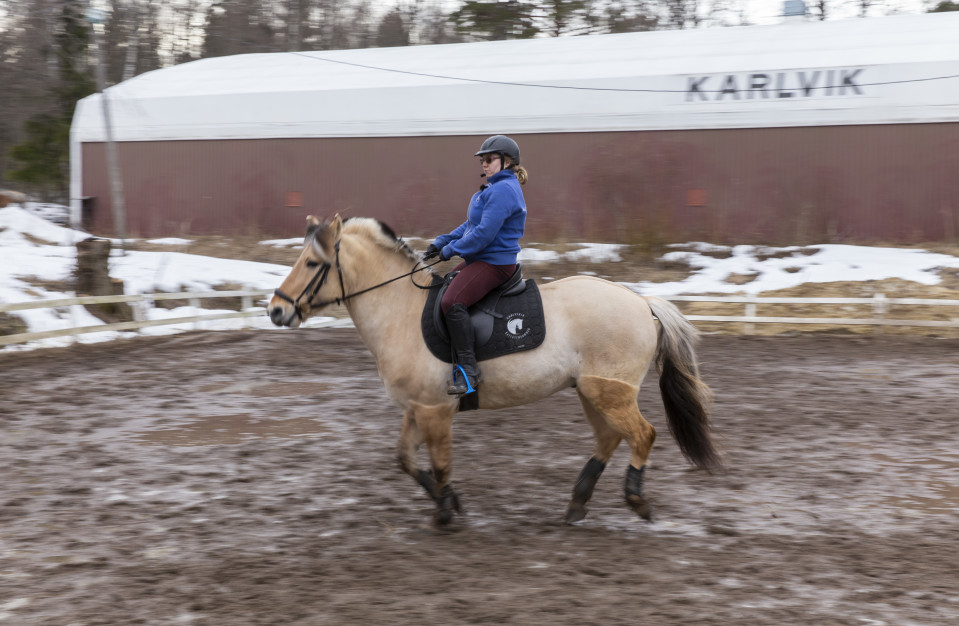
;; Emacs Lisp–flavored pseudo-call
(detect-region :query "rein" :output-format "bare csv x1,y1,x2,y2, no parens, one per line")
273,239,441,319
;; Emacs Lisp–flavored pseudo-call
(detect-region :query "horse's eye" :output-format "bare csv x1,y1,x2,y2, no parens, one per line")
305,260,321,268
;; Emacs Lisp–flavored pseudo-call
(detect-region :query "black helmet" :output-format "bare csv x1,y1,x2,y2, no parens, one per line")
474,135,520,165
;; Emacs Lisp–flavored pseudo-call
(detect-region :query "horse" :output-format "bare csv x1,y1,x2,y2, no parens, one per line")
267,215,720,527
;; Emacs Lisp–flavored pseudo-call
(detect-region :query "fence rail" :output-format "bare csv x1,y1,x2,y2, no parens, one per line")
0,289,274,347
2,290,959,348
658,293,959,333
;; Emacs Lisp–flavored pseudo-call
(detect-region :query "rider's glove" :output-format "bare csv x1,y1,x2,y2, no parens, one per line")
423,243,440,261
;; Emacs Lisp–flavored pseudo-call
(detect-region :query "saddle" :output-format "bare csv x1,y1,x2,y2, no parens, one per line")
421,265,546,365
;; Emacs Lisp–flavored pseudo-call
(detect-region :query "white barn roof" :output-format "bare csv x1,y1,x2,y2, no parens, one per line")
72,11,959,143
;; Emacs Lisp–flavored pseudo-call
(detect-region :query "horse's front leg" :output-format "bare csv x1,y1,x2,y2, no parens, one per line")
397,402,460,527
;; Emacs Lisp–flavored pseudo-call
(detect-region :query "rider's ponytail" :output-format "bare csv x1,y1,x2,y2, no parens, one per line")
513,165,528,185
504,156,528,185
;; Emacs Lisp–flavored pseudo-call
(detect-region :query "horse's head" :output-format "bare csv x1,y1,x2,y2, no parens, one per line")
267,214,343,328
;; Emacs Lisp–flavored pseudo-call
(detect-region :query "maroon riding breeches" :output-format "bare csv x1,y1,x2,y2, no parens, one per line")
440,261,518,314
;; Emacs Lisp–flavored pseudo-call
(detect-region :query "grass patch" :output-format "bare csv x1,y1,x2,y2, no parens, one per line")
0,313,27,336
725,273,759,285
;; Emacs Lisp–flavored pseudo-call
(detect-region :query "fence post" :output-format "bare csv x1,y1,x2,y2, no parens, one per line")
873,293,887,334
190,297,201,330
132,295,148,335
69,295,79,345
744,296,756,336
242,295,252,329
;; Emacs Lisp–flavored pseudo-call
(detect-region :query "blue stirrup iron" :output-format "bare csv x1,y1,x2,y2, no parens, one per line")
452,364,476,395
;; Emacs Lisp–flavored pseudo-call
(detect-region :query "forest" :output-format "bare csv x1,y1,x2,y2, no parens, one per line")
2,0,955,202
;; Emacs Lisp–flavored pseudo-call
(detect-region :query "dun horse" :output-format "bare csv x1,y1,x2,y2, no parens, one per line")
267,215,720,526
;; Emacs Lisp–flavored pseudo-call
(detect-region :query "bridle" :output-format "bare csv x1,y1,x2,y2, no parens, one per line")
273,239,440,321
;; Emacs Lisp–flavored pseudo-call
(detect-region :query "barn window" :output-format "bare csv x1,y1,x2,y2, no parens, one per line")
285,192,303,207
687,189,707,207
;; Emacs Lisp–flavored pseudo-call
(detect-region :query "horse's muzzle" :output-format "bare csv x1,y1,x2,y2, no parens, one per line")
267,303,300,328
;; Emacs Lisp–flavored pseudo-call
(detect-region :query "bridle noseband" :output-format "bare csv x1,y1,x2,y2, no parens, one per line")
273,239,438,321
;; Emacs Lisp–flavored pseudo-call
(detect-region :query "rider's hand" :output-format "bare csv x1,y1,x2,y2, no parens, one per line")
423,244,440,261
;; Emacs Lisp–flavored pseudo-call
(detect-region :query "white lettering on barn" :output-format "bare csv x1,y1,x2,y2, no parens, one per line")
685,68,865,102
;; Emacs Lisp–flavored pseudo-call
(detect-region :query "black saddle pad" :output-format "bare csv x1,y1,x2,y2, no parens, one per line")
421,276,546,364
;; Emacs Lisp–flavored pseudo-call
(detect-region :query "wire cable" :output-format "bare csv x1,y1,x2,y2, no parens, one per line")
289,50,959,94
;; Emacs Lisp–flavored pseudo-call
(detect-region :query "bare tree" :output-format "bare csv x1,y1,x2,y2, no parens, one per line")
809,0,829,20
659,0,700,29
408,1,465,44
856,0,882,16
105,0,162,84
700,0,750,26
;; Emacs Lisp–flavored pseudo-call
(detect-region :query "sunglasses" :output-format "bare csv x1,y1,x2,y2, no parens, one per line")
480,154,500,165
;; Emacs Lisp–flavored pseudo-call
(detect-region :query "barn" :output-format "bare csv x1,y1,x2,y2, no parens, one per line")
70,11,959,243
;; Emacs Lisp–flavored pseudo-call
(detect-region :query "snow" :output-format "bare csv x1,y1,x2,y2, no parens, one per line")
260,237,304,248
518,248,560,263
518,243,624,264
3,204,959,352
145,237,193,245
626,244,959,296
565,243,623,263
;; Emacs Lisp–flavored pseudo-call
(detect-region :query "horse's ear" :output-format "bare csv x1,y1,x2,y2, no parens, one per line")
330,213,343,240
310,218,337,262
304,215,323,247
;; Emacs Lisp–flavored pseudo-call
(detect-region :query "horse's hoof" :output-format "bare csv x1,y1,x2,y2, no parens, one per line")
433,489,459,528
564,505,588,524
626,494,653,521
434,508,455,527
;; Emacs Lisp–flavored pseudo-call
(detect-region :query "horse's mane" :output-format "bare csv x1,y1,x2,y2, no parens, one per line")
342,217,425,268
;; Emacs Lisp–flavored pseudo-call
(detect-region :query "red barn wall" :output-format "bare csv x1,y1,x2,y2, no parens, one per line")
80,123,959,244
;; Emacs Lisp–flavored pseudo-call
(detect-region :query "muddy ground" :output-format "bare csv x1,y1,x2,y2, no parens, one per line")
1,329,958,625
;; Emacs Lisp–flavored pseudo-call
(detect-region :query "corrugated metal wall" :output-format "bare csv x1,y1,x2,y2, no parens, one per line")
81,123,959,243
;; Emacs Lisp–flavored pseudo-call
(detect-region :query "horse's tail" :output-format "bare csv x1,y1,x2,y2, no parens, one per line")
645,296,722,471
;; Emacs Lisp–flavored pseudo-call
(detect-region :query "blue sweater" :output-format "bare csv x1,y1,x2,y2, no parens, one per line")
434,170,527,266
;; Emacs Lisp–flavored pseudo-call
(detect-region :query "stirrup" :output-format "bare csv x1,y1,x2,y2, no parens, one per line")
447,364,478,395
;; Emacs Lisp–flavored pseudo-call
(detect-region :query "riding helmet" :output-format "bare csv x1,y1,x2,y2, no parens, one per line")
474,135,520,165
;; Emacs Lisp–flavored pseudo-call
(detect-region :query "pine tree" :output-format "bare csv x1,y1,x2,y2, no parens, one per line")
376,9,410,47
450,0,540,41
930,1,959,11
201,0,277,58
8,0,96,202
537,0,590,37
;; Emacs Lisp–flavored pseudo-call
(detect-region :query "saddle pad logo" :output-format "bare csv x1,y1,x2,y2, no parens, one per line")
506,313,531,339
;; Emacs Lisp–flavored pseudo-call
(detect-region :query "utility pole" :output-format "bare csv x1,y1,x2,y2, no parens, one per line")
86,5,127,253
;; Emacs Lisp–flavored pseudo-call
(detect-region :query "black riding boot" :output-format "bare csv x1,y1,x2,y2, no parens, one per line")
445,303,481,395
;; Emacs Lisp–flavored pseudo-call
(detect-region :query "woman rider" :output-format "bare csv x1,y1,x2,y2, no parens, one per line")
423,135,529,395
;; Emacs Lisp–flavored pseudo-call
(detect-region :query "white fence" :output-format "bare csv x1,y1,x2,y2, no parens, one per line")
660,293,959,334
0,289,273,347
2,290,959,348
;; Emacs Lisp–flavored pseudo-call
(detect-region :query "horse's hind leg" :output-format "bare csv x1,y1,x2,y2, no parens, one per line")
397,403,459,527
575,375,657,521
565,393,622,523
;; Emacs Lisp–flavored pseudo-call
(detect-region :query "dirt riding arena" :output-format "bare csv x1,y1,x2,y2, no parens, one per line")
2,329,958,624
